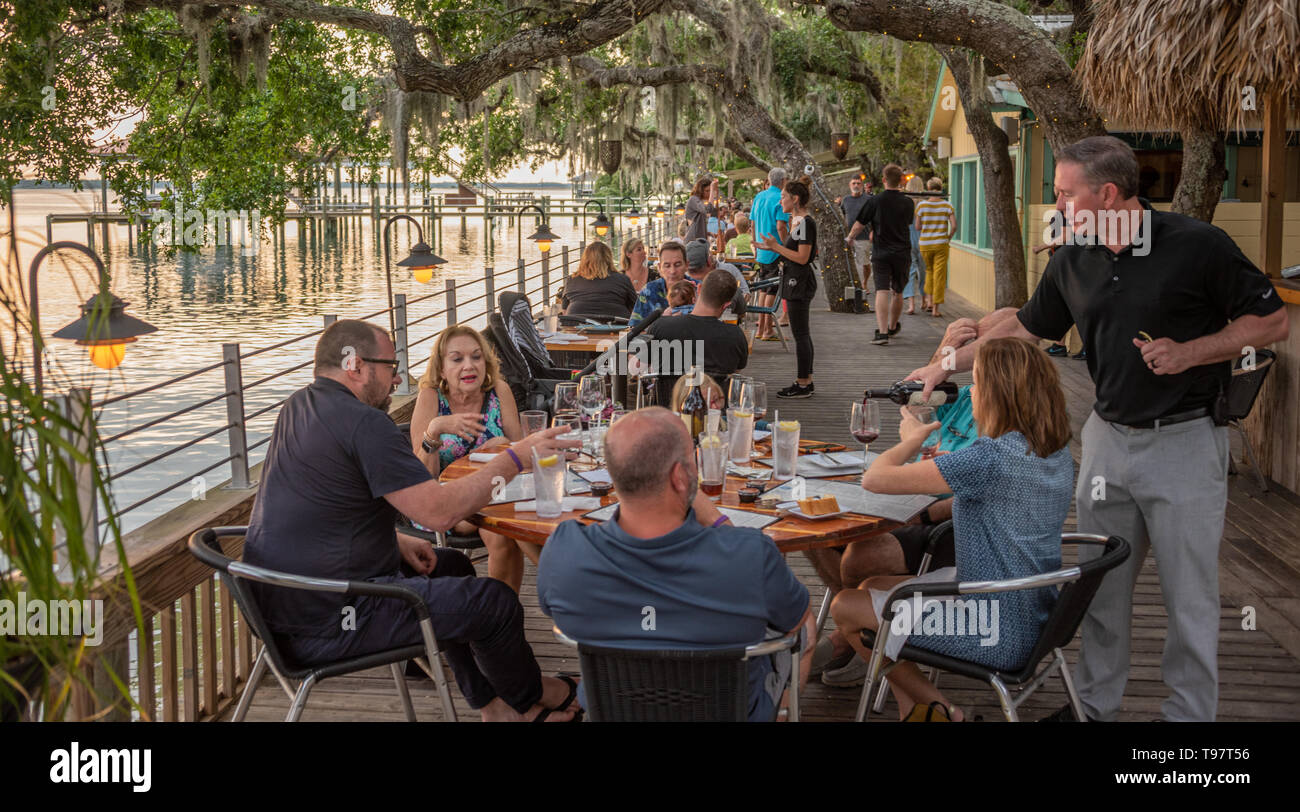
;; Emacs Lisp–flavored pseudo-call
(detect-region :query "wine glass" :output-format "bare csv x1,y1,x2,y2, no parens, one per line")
727,374,752,409
850,400,881,466
910,405,941,460
747,381,767,421
553,381,578,417
635,376,659,410
578,375,606,423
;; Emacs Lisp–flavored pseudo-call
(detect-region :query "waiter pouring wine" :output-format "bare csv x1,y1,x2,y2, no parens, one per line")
905,137,1287,722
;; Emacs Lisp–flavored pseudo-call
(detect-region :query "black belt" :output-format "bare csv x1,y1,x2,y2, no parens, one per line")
1120,407,1210,430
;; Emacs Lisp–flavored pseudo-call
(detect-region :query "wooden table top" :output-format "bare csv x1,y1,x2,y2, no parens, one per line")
439,444,901,554
544,329,627,354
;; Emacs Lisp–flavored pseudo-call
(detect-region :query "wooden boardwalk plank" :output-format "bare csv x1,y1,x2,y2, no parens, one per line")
240,292,1300,722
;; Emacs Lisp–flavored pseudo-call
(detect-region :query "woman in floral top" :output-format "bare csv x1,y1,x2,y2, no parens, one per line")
408,325,533,592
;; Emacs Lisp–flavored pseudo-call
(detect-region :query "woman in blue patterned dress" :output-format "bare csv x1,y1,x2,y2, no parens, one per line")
407,326,533,592
832,337,1074,721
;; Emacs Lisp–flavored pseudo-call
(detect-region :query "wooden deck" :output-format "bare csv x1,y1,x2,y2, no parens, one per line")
239,293,1300,722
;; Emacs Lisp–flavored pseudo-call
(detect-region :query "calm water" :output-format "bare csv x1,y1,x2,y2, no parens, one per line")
5,188,632,534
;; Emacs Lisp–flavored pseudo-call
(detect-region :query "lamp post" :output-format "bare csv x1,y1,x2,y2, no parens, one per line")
382,214,446,335
618,195,639,228
28,241,157,397
516,203,560,258
584,200,612,239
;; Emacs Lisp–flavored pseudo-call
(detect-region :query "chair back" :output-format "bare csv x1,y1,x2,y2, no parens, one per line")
1020,535,1130,670
576,643,750,722
498,292,557,377
187,527,316,679
1227,349,1276,421
485,312,537,411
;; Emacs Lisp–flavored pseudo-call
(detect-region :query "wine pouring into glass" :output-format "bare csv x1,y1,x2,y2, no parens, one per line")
850,399,880,466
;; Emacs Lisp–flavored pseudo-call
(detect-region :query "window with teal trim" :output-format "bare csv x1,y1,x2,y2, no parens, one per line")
954,160,978,244
977,170,991,249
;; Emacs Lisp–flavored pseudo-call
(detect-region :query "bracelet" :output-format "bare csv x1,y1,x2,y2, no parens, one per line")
504,447,524,473
711,515,730,528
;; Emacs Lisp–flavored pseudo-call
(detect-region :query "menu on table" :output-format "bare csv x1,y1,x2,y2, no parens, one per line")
764,479,935,523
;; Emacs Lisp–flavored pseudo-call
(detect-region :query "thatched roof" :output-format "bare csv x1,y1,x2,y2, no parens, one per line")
1079,0,1300,133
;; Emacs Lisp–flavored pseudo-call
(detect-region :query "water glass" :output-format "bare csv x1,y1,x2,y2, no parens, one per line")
531,447,566,519
553,381,579,416
910,406,941,460
698,430,728,499
747,381,767,421
773,420,801,480
521,410,547,436
727,407,754,464
552,413,582,460
726,374,752,409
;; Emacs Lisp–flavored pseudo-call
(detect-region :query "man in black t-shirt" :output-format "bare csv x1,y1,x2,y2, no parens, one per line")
643,269,749,380
242,319,582,722
906,137,1289,722
846,163,914,345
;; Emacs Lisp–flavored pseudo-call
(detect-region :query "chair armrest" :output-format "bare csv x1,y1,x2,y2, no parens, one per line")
748,277,779,291
744,629,802,659
224,558,431,620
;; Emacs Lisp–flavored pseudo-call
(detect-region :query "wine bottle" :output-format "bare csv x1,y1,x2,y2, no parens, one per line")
678,366,708,444
864,380,960,407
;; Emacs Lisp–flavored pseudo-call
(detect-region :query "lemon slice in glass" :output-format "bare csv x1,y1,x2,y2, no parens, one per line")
731,410,753,419
699,435,724,449
536,454,560,468
777,420,800,431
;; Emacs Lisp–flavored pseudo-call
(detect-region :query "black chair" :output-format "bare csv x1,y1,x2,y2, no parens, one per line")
855,533,1130,722
393,422,486,561
485,312,572,413
188,527,459,722
499,292,563,380
552,626,802,722
1226,348,1276,491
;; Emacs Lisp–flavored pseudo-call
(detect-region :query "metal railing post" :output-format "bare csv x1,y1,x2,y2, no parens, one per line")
542,252,550,304
394,293,412,396
562,245,570,283
484,267,495,316
56,387,99,560
445,279,458,326
221,344,254,489
517,258,526,296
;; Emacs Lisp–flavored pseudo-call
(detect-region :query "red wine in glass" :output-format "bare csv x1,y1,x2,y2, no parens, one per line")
852,430,879,444
850,400,880,466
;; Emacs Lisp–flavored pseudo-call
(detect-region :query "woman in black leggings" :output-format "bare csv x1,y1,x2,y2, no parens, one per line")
756,175,818,398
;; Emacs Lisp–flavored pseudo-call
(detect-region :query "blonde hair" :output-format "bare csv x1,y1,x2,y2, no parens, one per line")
973,338,1071,458
926,177,944,192
905,175,925,193
420,325,500,395
621,238,645,273
576,241,614,280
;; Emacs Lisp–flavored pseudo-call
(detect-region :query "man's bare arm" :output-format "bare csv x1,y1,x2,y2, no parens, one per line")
386,451,520,533
907,311,1041,396
1138,308,1288,376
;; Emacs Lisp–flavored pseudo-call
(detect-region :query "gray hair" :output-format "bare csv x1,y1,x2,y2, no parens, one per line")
1056,136,1139,199
768,167,787,188
314,319,385,374
604,408,693,498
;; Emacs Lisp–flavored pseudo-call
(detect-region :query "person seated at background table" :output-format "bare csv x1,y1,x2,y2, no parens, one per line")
649,270,750,383
726,213,754,257
629,241,689,328
667,279,696,315
811,313,1005,687
243,319,580,722
559,241,637,321
537,407,817,721
829,337,1074,721
686,239,748,317
408,325,539,594
621,237,657,294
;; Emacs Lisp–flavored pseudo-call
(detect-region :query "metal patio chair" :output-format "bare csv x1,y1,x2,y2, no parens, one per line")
553,626,802,722
188,527,459,722
856,533,1130,722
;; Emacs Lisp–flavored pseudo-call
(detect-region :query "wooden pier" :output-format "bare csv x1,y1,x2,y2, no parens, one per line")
237,293,1300,722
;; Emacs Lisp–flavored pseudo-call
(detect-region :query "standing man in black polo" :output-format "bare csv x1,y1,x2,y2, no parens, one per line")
846,164,914,346
243,319,582,722
906,136,1288,721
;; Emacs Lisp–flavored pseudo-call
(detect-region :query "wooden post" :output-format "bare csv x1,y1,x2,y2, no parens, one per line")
1260,90,1286,277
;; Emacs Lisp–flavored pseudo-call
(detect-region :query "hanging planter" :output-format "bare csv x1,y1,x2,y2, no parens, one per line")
599,140,623,174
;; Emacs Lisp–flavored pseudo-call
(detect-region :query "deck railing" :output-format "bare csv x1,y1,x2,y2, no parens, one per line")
69,218,668,722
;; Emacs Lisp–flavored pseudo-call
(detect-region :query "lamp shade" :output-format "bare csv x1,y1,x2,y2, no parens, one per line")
674,202,685,216
831,132,850,160
599,140,623,174
653,205,666,220
52,293,157,345
527,221,560,252
396,241,446,281
592,212,613,237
